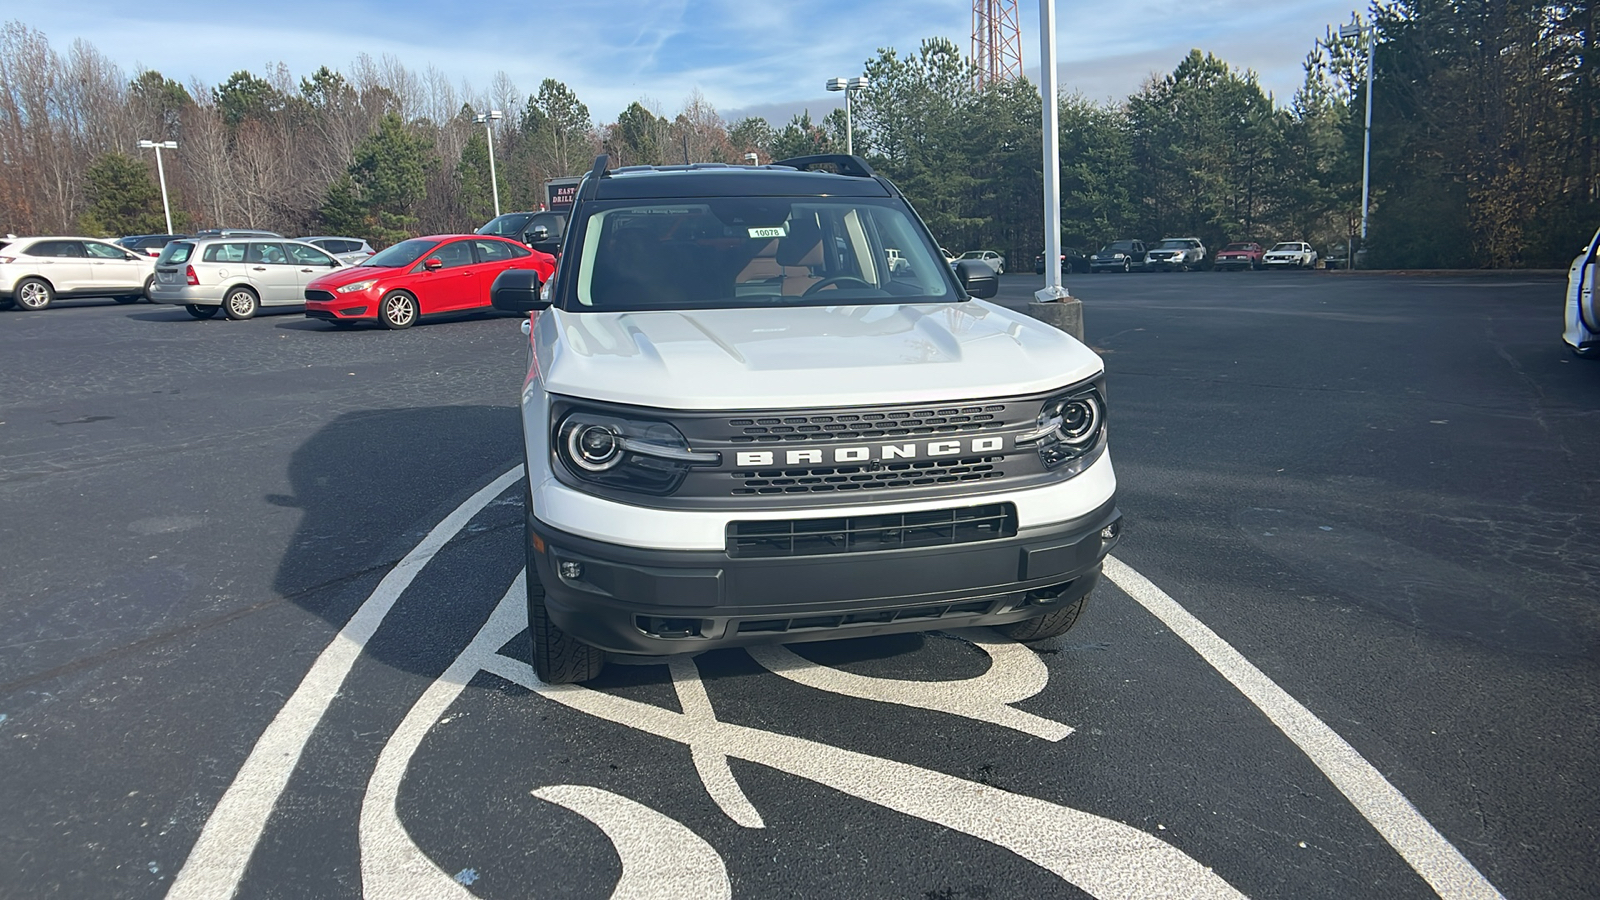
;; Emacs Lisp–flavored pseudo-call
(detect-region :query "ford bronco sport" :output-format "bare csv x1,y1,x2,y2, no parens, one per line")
491,154,1121,684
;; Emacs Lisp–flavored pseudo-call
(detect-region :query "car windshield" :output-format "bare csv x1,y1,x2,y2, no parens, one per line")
1270,243,1299,252
1223,243,1253,252
1157,240,1192,250
477,213,533,237
567,197,955,312
361,239,437,268
1101,242,1136,253
957,251,987,259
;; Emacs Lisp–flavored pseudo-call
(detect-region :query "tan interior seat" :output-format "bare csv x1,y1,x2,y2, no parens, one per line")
776,218,824,295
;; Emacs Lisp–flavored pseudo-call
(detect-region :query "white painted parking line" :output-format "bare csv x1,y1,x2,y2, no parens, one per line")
532,785,732,900
166,466,525,900
1102,555,1505,900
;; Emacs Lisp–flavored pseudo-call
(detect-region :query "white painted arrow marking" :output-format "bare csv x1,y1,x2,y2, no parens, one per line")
533,785,732,900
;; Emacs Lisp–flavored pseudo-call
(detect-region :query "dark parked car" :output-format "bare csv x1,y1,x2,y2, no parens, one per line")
1035,247,1090,274
1213,242,1265,271
1089,240,1147,273
116,233,189,258
477,210,567,258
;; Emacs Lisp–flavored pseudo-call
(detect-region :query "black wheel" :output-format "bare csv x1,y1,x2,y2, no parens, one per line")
15,277,53,310
185,304,220,320
997,595,1087,642
380,291,417,329
142,275,155,302
224,286,259,320
524,511,606,685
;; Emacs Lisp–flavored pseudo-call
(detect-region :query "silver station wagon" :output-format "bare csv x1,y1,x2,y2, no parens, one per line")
148,237,344,319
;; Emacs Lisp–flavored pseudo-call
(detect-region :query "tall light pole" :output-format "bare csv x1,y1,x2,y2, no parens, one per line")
1340,22,1375,261
825,76,869,156
473,110,504,217
137,139,177,235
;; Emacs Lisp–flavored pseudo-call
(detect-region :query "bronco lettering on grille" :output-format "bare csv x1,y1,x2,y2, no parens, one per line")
735,437,1006,468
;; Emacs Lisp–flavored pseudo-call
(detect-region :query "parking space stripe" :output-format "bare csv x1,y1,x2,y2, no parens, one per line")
165,466,524,900
1102,555,1505,900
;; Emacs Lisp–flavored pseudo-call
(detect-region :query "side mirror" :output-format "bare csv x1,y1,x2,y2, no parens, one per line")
423,257,443,270
491,268,549,313
526,225,550,243
955,260,998,299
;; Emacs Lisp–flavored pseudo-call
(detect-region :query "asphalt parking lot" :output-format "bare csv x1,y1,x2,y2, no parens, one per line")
1,272,1597,899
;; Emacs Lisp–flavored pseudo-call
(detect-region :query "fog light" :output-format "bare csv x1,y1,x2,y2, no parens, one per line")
1100,521,1121,542
558,561,584,580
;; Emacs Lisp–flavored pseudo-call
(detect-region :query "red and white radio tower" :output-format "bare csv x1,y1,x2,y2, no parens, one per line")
971,0,1024,88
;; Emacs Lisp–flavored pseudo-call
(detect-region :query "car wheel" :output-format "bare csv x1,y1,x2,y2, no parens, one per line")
1121,260,1131,273
1570,344,1599,360
224,286,259,320
525,499,607,685
998,594,1087,642
185,304,220,320
142,275,155,302
15,277,54,310
380,291,418,329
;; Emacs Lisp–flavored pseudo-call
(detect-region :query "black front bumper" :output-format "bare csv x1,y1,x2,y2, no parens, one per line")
529,498,1121,655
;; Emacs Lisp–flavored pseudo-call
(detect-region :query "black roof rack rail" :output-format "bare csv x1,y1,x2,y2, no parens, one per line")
578,154,610,202
772,154,876,178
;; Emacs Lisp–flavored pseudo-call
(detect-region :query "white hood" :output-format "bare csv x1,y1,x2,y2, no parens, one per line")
534,300,1103,410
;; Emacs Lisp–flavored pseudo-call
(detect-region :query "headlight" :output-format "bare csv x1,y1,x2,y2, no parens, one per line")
337,279,378,293
1113,253,1126,260
1016,389,1106,475
554,408,720,495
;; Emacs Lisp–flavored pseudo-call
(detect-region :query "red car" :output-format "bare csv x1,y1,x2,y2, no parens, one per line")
304,234,555,329
1213,241,1265,271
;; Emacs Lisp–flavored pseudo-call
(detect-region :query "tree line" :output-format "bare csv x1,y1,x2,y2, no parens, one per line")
2,1,1595,268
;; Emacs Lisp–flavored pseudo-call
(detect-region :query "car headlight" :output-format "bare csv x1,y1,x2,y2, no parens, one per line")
1112,253,1125,260
336,279,378,293
554,408,720,495
1016,389,1106,475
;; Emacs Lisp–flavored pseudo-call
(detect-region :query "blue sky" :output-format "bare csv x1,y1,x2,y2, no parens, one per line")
9,0,1364,124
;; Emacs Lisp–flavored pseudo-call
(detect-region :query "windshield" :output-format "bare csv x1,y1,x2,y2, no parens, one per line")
1157,239,1194,250
477,213,533,237
1270,243,1299,252
1223,243,1253,252
957,251,986,259
1101,242,1136,253
566,197,956,311
361,239,437,268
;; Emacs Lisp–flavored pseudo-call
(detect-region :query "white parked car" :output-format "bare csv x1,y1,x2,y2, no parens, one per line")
0,236,157,310
1563,226,1600,359
1262,242,1319,268
298,236,375,266
956,249,1006,274
147,236,343,320
487,154,1118,684
1145,237,1207,271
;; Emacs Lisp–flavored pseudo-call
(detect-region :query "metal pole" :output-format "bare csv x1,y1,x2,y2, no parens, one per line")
1038,0,1065,299
485,120,501,217
845,89,853,156
1359,25,1374,245
154,144,173,235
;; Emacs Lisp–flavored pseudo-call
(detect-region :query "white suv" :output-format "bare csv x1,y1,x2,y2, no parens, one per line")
489,154,1121,683
1145,237,1207,271
148,237,343,319
0,237,156,310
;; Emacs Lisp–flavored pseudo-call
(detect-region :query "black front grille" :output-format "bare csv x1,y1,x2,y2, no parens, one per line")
305,289,337,301
732,456,1003,495
727,503,1017,558
728,405,1006,444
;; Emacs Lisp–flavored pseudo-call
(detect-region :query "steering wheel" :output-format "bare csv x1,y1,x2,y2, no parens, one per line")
802,276,874,297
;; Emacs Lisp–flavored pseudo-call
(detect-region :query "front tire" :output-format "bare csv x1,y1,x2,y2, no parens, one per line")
224,286,259,320
15,277,53,310
185,304,220,320
525,516,606,684
380,291,418,329
1121,260,1131,273
997,595,1087,642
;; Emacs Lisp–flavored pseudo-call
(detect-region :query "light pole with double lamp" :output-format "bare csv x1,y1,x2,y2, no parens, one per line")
473,110,504,217
825,76,869,156
137,140,177,235
1340,21,1375,265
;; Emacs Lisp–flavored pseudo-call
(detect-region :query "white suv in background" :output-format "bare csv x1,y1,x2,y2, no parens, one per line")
148,237,344,320
0,237,156,310
1145,237,1207,271
1262,241,1319,268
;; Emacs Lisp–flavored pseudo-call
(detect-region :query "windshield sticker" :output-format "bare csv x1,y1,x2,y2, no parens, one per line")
747,225,788,239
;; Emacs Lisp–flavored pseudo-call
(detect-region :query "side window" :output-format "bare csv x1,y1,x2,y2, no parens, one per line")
246,242,288,264
472,240,513,264
204,242,249,263
428,241,474,269
506,243,531,258
84,241,126,259
287,243,336,266
25,241,67,257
